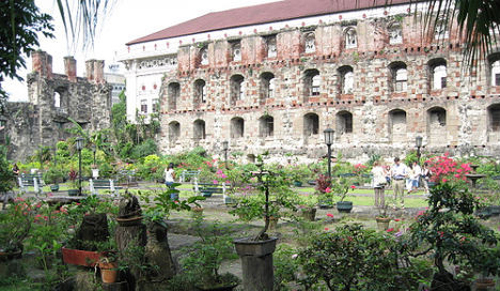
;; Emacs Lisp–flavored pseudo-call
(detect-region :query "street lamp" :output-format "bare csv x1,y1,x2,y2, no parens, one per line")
75,137,84,196
92,144,96,166
324,128,335,179
222,141,229,169
415,136,423,165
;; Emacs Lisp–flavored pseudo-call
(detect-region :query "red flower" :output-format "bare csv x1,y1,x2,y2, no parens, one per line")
394,218,401,222
386,228,394,232
324,227,329,231
326,213,334,218
350,185,356,189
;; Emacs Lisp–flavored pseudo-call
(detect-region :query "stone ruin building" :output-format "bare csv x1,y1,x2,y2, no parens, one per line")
2,50,112,162
120,0,500,163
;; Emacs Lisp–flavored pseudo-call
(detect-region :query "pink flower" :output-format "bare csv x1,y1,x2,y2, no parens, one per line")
212,180,219,184
386,228,394,232
326,213,334,218
350,185,356,189
325,187,331,193
394,219,401,222
324,227,329,231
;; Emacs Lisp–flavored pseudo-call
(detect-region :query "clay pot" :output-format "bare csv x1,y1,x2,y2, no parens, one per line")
375,217,391,231
99,261,118,284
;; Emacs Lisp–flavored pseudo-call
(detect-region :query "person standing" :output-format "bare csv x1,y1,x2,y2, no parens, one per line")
409,161,422,194
390,157,408,210
371,161,388,209
421,162,431,196
164,163,175,188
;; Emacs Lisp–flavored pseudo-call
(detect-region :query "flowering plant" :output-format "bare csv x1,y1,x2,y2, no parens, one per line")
425,153,471,184
0,197,34,252
328,176,356,202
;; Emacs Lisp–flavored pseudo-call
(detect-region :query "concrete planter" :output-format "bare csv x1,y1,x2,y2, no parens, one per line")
234,237,277,291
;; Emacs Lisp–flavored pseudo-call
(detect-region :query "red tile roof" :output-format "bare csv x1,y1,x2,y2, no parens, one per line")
127,0,413,45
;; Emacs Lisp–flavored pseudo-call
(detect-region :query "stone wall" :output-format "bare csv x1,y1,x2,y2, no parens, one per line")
3,50,112,162
156,12,500,164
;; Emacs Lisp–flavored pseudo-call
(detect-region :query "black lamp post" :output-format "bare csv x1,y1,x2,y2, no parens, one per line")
75,137,84,196
324,128,335,180
415,136,423,165
222,141,229,169
92,144,96,166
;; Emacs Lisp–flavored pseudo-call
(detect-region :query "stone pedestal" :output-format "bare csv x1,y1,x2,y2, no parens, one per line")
234,237,277,291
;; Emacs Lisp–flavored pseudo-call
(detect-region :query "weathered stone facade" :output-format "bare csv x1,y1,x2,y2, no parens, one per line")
2,50,112,162
122,2,500,163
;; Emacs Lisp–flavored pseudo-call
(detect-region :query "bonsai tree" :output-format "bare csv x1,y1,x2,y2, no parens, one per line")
181,217,240,289
408,182,500,290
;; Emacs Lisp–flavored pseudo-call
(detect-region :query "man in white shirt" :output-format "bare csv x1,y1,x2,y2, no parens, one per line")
390,157,408,210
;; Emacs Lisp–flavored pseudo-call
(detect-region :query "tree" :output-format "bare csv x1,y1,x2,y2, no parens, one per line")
421,0,500,66
0,0,53,107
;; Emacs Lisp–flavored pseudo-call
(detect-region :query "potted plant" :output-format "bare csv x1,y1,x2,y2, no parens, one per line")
233,154,283,291
182,216,240,291
98,256,119,284
408,182,500,290
331,176,356,213
61,195,116,267
43,168,64,192
296,195,317,221
0,197,33,260
315,174,333,209
67,169,79,196
289,164,311,187
374,203,391,231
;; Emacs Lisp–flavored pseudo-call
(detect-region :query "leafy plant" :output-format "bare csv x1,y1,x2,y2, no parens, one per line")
408,182,500,287
181,217,240,288
0,197,34,252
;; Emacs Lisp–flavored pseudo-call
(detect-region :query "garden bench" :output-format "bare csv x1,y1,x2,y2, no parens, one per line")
18,173,44,195
179,170,201,183
194,182,226,197
89,179,122,196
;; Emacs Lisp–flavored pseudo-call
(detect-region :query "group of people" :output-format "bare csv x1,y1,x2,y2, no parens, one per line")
371,157,431,210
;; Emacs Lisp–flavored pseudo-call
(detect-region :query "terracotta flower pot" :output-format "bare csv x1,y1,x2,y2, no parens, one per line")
61,247,107,267
375,217,391,231
99,261,118,284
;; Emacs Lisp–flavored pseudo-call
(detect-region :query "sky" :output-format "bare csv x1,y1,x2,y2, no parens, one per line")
4,0,278,102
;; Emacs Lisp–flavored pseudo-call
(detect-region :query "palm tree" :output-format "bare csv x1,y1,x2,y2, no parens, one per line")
55,0,116,54
415,0,500,66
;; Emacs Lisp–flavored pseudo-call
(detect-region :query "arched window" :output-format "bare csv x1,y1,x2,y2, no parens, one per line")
304,113,319,136
336,111,353,134
169,121,181,142
200,47,208,65
168,82,180,110
304,32,316,53
259,115,274,137
344,27,357,49
265,35,277,58
338,66,354,94
232,41,241,61
429,59,447,90
428,107,447,126
193,119,206,140
434,17,449,40
388,22,403,45
488,104,500,132
389,62,408,92
304,69,320,99
389,109,407,142
54,92,61,108
491,60,500,86
230,75,245,106
260,72,275,103
230,117,244,138
194,79,206,107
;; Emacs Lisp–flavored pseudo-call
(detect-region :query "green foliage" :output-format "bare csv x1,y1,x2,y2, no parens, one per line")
181,217,240,288
130,138,157,160
43,167,64,184
0,146,15,193
0,1,53,101
0,197,34,252
408,182,500,278
298,224,427,291
273,244,300,290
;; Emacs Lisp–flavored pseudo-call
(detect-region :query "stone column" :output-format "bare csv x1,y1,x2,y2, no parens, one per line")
94,60,105,84
64,56,77,82
234,237,277,291
85,60,94,82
